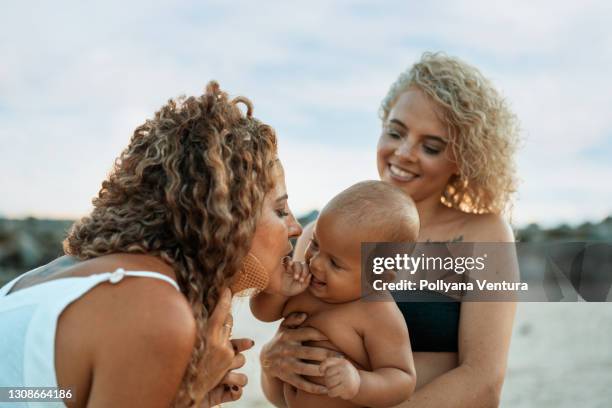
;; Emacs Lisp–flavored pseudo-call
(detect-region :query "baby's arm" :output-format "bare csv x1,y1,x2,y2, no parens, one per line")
250,260,311,322
250,292,290,323
320,303,416,407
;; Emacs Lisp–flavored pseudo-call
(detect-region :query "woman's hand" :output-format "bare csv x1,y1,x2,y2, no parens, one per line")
201,338,254,407
260,312,343,394
197,288,240,399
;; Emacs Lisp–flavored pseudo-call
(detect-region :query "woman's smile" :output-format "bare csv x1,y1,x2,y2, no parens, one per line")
388,163,420,182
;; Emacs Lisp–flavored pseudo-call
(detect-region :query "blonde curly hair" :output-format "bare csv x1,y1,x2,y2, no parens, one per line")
379,52,520,215
63,81,278,406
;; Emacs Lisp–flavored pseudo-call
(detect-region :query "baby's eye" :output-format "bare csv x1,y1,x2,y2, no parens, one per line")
330,258,340,269
309,238,319,248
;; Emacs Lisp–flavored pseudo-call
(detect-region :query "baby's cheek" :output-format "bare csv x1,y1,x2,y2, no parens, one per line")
347,277,363,297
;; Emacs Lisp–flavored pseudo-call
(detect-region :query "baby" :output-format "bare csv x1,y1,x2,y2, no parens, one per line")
251,180,419,408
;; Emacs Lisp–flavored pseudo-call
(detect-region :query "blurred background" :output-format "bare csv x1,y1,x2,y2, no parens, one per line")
1,1,611,406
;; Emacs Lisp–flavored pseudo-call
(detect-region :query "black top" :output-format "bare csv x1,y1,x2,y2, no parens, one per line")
395,291,460,352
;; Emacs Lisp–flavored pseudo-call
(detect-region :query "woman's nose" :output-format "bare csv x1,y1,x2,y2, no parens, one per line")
287,212,303,238
394,139,418,162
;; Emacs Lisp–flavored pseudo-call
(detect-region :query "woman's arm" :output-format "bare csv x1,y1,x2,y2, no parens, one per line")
86,286,240,407
86,280,198,407
250,291,289,322
393,301,515,408
393,215,517,407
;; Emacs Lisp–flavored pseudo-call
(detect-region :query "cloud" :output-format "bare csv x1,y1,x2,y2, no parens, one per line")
1,1,610,226
278,139,379,215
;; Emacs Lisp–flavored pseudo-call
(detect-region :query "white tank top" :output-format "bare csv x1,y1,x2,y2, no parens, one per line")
0,267,180,407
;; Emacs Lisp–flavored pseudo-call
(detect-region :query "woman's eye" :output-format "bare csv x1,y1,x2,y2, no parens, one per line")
423,145,441,155
387,131,401,140
276,209,289,217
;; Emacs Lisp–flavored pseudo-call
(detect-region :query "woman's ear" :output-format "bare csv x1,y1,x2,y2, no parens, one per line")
451,160,461,176
448,173,461,184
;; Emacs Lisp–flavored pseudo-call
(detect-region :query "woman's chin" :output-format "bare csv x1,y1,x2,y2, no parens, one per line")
262,264,286,295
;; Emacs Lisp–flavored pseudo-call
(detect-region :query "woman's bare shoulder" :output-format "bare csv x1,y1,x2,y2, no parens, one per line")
94,259,193,332
70,253,178,279
56,255,197,406
58,253,193,330
460,212,515,242
73,259,196,354
81,282,196,406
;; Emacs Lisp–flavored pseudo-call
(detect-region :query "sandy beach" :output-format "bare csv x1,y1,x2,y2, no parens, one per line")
231,300,612,408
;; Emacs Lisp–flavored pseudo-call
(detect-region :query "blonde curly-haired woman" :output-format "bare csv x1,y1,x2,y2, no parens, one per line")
0,82,303,407
260,52,520,407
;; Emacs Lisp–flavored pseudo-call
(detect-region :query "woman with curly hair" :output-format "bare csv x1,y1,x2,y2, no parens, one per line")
0,81,302,407
260,52,520,407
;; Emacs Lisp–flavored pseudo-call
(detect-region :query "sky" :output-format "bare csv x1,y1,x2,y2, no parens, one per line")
1,0,611,227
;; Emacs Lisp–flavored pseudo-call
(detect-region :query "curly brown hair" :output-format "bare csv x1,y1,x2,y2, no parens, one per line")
380,52,520,215
63,81,278,406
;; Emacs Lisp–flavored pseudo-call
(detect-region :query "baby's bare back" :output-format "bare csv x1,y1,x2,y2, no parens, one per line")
282,290,373,408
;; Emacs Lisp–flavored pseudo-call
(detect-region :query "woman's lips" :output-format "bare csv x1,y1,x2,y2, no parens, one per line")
282,256,291,267
388,163,419,182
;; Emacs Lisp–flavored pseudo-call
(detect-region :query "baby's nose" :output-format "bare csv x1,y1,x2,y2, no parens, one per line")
308,254,324,273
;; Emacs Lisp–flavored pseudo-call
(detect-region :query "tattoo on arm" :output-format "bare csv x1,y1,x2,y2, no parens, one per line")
424,235,464,243
34,256,79,277
10,256,80,293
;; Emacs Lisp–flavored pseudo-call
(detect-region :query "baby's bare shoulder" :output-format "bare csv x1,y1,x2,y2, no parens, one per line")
359,298,402,313
283,293,365,321
359,301,406,331
314,299,401,332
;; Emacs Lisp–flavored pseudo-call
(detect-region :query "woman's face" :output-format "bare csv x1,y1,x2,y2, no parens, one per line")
249,162,303,294
377,88,458,203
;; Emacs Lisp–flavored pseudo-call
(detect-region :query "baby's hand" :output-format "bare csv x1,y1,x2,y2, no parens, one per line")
320,357,360,400
280,258,311,297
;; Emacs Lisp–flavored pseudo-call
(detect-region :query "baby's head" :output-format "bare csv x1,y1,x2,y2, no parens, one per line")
305,180,419,302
